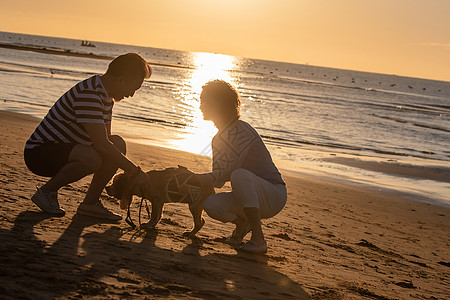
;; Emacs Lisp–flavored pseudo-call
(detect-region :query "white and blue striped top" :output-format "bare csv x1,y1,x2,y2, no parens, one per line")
25,75,113,149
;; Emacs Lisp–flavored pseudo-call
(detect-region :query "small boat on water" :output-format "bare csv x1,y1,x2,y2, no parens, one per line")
81,40,96,47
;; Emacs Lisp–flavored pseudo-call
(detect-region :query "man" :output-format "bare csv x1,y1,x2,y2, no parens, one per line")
24,53,151,221
196,80,287,254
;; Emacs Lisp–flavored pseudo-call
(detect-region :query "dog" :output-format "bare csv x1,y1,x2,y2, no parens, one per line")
105,166,214,236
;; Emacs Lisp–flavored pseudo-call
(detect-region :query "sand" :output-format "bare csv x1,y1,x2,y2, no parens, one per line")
0,110,449,299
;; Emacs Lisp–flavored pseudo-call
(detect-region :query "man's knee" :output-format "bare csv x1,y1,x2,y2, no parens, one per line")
70,145,102,173
109,135,126,154
82,149,103,173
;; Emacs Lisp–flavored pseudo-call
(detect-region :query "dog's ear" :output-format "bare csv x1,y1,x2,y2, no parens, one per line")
119,191,133,210
106,172,126,198
109,172,134,210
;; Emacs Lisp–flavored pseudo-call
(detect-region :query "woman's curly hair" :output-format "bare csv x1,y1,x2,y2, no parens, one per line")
201,79,241,118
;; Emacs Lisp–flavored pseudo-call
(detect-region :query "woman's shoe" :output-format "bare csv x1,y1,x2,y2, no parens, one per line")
240,240,268,254
224,236,244,245
224,222,251,245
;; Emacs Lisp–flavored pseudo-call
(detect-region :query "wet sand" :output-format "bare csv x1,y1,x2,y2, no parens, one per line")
322,156,450,183
0,110,449,299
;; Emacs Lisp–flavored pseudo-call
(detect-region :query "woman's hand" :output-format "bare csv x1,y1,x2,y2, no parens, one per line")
193,173,214,190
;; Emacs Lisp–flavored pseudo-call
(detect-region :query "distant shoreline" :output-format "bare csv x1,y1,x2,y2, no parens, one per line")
0,42,113,60
0,42,193,70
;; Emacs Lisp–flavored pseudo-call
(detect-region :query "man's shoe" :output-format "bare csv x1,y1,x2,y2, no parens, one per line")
31,187,65,216
240,240,268,254
77,201,122,221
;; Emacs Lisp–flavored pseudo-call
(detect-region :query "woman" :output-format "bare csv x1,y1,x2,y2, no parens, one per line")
196,80,287,254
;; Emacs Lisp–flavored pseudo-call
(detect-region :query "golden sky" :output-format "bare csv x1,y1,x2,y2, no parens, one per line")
1,0,449,81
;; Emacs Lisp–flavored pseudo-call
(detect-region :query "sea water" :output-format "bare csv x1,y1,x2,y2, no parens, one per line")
0,31,449,205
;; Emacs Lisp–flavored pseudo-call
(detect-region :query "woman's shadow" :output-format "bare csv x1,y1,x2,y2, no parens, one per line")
179,236,310,299
80,227,311,299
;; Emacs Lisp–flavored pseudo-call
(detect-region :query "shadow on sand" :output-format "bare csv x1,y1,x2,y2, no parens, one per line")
0,211,310,299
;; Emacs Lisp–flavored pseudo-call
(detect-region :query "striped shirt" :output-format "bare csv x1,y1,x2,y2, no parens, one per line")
25,75,113,149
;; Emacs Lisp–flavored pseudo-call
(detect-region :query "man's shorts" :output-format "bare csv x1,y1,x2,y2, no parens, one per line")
24,143,77,177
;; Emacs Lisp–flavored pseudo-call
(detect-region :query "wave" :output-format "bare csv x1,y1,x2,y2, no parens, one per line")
254,72,449,101
0,98,50,109
0,59,96,79
115,113,186,129
371,114,450,133
259,133,440,160
239,86,448,117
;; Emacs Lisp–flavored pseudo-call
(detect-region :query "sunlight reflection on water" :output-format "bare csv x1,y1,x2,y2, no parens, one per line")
169,52,240,155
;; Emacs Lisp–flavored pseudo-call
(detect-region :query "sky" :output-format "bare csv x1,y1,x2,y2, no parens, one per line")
1,0,449,81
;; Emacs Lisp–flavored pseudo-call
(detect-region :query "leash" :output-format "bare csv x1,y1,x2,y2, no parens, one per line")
138,195,151,227
125,196,151,228
125,200,135,228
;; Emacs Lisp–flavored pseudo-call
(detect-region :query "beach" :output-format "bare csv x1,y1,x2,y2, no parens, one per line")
1,110,449,299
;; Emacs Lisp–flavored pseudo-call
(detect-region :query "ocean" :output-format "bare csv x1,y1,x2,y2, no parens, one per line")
0,31,449,206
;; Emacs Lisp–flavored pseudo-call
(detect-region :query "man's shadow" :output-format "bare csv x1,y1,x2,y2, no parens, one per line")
0,210,120,299
0,211,60,299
